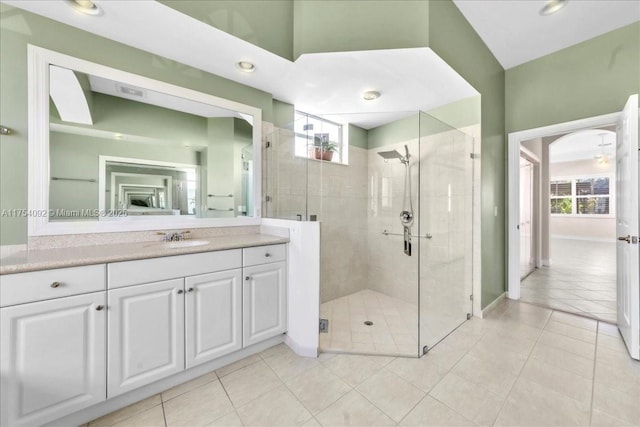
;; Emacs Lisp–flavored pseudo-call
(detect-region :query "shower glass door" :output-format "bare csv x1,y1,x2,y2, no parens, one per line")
418,112,474,353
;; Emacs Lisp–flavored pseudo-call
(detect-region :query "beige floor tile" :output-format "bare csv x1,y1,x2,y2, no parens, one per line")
164,381,234,427
366,355,396,367
218,360,282,407
597,321,619,337
356,369,425,422
204,411,243,426
399,395,474,426
260,343,294,359
237,385,312,427
451,353,518,398
552,311,597,332
429,373,503,425
538,330,596,359
285,365,352,415
592,381,640,424
519,358,592,404
351,331,373,344
494,378,590,426
466,340,528,376
594,358,640,396
315,390,396,427
215,354,261,378
529,342,594,379
301,418,322,427
590,409,637,427
111,405,166,427
597,332,629,352
544,320,597,343
162,372,218,402
263,349,320,382
89,395,162,426
322,354,381,387
386,355,449,393
475,329,536,357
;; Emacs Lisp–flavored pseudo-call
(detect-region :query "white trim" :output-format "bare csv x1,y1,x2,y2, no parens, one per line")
481,292,506,318
28,45,263,236
508,112,621,301
541,258,552,267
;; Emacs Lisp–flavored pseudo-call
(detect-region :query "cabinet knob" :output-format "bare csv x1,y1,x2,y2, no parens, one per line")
245,276,251,281
265,253,271,257
51,281,62,288
177,289,184,294
187,287,194,292
96,305,104,311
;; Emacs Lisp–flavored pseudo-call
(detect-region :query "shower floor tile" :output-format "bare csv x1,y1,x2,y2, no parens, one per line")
320,290,419,357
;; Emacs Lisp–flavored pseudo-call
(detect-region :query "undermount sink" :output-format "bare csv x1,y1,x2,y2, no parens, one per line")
163,240,210,249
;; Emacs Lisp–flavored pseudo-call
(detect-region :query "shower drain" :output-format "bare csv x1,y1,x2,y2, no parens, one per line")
364,321,374,326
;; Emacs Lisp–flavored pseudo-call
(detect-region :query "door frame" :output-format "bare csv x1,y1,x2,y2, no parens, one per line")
507,112,621,300
519,149,539,277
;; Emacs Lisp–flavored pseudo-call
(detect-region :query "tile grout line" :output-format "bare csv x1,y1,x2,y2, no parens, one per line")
160,400,168,427
588,321,600,427
487,306,554,426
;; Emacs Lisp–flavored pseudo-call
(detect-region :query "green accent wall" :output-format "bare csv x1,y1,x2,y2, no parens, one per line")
348,124,368,149
506,22,640,133
368,114,419,149
273,99,295,130
0,5,272,245
293,0,429,59
429,0,506,309
427,95,481,132
160,0,294,61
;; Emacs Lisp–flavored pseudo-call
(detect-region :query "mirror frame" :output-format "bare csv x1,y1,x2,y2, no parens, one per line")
28,45,262,236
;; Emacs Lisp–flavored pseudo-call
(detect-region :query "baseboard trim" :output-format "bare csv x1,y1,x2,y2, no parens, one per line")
541,258,552,267
285,335,317,358
481,292,506,318
551,235,615,243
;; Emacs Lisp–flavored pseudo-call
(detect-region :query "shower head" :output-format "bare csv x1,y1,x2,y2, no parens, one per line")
377,150,404,160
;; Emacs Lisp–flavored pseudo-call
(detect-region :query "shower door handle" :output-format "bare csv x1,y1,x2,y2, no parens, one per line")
403,226,412,256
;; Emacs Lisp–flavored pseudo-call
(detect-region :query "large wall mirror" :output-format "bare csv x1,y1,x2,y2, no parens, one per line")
28,45,262,236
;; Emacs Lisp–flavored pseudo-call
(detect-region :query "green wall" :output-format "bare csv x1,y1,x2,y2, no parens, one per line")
506,22,640,133
368,114,419,149
160,0,294,61
348,124,368,149
0,5,273,245
293,0,429,59
429,0,506,309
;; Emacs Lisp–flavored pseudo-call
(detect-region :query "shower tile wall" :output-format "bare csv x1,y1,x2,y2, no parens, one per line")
310,146,369,303
264,131,369,303
367,139,421,305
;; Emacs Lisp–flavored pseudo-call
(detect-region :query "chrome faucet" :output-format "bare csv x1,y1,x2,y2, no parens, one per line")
158,231,190,242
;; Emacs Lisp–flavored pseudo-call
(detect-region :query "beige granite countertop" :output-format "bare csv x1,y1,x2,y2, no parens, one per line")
0,234,289,275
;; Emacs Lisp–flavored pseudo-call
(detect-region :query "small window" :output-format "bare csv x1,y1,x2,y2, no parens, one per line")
294,111,347,164
550,176,612,216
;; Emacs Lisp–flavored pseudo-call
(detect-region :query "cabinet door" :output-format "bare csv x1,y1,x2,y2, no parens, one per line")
243,262,287,346
108,279,184,398
185,269,242,368
0,292,106,427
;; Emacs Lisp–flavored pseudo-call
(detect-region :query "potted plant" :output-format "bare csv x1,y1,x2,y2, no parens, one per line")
312,133,337,161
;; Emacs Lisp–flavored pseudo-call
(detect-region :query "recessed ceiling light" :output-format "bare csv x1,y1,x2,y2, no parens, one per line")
363,91,381,101
540,0,568,16
236,61,256,73
67,0,103,16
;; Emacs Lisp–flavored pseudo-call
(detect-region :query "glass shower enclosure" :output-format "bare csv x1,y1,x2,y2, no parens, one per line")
265,109,475,357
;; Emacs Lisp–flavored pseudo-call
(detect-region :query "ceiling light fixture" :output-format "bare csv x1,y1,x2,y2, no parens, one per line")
67,0,103,16
363,91,381,101
539,0,568,16
236,61,256,73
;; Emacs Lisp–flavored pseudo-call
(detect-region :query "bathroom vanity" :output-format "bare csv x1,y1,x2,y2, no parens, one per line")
0,238,288,427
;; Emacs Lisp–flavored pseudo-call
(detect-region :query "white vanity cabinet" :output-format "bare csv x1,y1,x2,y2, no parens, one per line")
185,269,243,368
0,266,107,427
107,278,185,398
242,245,287,346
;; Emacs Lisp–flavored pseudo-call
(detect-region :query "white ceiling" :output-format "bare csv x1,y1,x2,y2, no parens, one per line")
453,0,640,69
3,0,478,129
549,129,616,163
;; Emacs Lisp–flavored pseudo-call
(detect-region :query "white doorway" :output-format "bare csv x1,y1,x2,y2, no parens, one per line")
507,94,639,360
519,155,536,279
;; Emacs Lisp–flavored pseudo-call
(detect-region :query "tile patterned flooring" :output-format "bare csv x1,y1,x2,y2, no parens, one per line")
520,238,617,323
88,299,640,427
319,290,419,357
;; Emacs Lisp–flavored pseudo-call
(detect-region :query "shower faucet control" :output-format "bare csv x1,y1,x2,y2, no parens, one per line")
400,210,414,226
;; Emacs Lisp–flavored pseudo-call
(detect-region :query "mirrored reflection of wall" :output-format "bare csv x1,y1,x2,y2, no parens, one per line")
48,68,254,220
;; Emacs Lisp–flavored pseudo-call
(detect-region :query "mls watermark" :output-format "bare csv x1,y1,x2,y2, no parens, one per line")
1,209,128,218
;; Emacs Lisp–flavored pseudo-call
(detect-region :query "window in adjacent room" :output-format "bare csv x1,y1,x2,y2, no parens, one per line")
550,175,612,216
